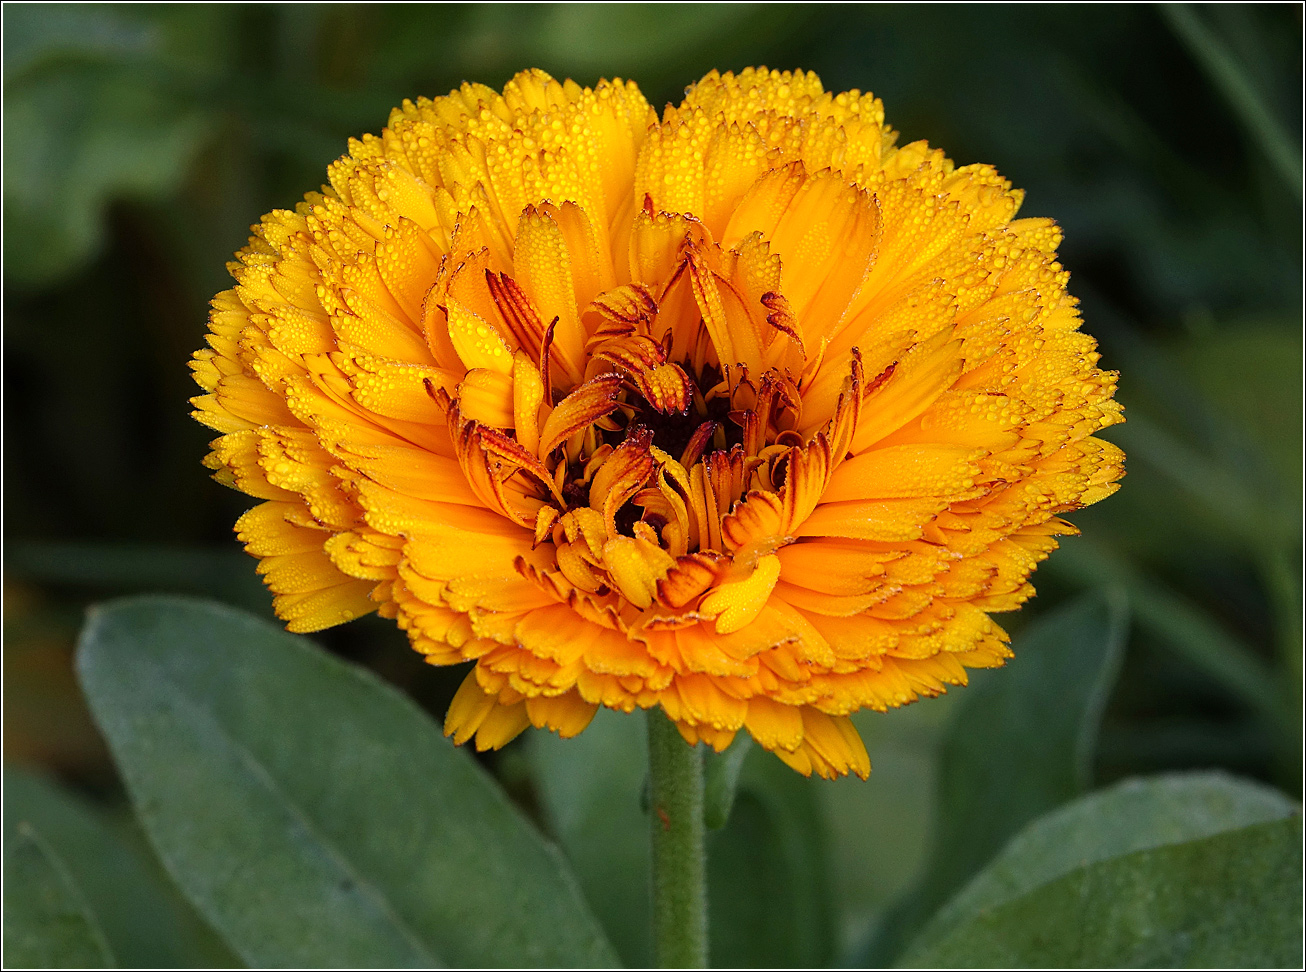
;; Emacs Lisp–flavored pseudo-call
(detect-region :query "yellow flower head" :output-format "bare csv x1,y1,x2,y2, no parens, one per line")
191,68,1123,779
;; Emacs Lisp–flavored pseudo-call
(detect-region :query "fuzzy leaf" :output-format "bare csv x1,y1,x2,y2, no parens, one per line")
75,596,617,969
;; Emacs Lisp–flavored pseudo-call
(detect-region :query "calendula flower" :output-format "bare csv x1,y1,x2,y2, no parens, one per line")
191,68,1123,779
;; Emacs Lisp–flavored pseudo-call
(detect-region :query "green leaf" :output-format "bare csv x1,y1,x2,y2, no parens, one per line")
2,5,210,287
527,707,652,967
863,592,1129,964
3,813,114,968
1046,539,1284,729
919,771,1298,942
2,4,155,81
903,773,1302,967
3,767,238,968
707,748,835,969
75,596,618,969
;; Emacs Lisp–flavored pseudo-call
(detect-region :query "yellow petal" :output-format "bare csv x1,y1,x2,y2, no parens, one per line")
447,297,514,374
700,554,781,634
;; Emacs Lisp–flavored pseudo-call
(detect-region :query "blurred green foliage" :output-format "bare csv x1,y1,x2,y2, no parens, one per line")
3,3,1302,967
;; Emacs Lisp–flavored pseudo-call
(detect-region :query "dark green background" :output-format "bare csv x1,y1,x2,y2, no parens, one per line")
3,2,1301,954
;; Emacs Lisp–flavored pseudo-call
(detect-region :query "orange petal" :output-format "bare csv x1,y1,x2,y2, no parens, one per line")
537,374,623,456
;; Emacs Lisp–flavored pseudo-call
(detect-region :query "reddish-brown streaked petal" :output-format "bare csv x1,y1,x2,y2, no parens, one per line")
687,462,723,553
588,427,657,530
656,552,728,609
720,489,785,553
686,241,764,375
744,374,802,456
704,446,756,517
537,373,623,457
591,332,664,372
449,418,553,527
760,291,804,369
778,435,834,533
670,421,711,471
471,421,556,492
585,282,659,338
634,359,693,416
486,271,549,363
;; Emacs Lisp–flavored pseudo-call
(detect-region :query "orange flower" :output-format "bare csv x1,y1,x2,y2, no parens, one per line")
191,68,1123,779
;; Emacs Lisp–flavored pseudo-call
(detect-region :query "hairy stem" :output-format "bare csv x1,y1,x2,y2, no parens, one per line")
648,709,709,968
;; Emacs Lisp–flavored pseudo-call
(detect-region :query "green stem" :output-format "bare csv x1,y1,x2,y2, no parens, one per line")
648,709,709,969
1160,3,1303,199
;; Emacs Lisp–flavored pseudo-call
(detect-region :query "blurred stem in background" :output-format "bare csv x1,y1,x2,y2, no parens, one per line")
1159,2,1303,200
